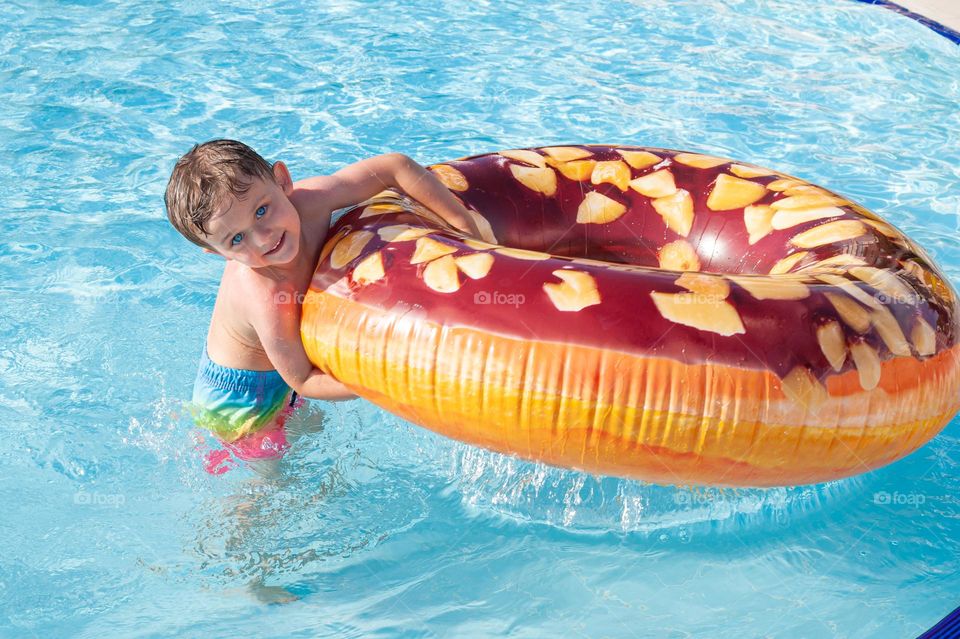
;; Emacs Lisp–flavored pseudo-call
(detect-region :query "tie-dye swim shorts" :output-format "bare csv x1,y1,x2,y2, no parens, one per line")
189,344,303,462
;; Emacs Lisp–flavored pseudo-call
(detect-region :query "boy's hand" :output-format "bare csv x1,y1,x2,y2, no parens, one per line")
444,203,482,237
293,153,486,239
298,369,356,401
390,155,483,237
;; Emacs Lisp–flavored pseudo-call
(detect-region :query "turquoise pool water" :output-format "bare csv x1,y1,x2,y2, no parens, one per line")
3,0,960,636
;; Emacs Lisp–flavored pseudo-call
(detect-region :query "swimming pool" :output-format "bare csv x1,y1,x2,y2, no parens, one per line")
3,0,959,636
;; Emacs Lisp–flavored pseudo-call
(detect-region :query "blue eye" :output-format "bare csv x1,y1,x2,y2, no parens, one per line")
231,232,244,246
256,205,267,218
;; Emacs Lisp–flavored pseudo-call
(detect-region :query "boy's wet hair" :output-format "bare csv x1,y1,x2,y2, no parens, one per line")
164,139,276,249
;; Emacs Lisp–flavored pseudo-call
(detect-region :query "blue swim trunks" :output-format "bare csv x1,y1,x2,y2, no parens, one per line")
188,344,301,449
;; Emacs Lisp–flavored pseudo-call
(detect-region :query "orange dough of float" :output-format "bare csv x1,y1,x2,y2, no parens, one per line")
303,145,960,487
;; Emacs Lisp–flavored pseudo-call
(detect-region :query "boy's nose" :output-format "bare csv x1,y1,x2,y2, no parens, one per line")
251,226,273,250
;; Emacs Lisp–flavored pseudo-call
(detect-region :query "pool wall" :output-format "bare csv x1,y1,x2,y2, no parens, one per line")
855,0,960,44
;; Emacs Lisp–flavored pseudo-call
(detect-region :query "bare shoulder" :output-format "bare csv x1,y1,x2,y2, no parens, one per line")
227,262,289,320
206,263,283,368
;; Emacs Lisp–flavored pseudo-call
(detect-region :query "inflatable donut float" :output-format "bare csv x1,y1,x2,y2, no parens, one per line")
301,144,960,487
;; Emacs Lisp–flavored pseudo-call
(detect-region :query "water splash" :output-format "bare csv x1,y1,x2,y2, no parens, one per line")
448,444,862,534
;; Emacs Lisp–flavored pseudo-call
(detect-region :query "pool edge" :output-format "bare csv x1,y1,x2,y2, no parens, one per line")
917,604,960,638
854,0,960,45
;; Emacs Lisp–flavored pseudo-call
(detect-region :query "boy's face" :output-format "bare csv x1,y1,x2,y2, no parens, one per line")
202,162,301,268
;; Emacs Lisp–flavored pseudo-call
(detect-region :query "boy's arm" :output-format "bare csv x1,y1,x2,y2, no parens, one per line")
251,284,357,401
292,153,482,237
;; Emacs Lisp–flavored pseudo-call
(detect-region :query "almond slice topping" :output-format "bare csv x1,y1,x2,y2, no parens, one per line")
378,225,433,243
796,254,866,272
422,254,461,293
429,164,469,192
510,164,557,196
783,185,833,197
454,252,494,279
463,238,497,251
770,207,845,230
652,189,694,237
861,218,901,238
729,164,776,179
772,194,847,210
911,316,937,356
591,160,631,191
870,305,911,357
675,272,730,298
789,220,866,248
542,146,593,162
555,159,596,181
649,291,745,336
352,251,385,285
706,173,768,211
849,341,881,391
410,236,457,264
823,291,871,333
745,205,775,245
815,273,883,310
319,228,350,263
849,266,916,305
816,320,847,372
330,230,374,269
576,191,627,224
543,269,601,311
500,149,547,167
359,203,405,218
616,149,662,170
494,247,551,261
658,239,700,271
769,251,810,274
728,276,810,300
672,153,729,169
628,169,677,198
766,178,807,192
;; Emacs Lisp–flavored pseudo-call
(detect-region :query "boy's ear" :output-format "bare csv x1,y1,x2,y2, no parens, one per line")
273,161,293,194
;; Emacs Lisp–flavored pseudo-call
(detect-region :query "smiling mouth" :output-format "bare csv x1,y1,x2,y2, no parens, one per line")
265,232,285,256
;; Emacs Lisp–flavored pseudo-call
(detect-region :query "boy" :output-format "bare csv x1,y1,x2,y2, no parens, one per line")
165,139,479,463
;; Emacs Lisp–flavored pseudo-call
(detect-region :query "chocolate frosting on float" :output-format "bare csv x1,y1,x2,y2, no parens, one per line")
311,145,957,386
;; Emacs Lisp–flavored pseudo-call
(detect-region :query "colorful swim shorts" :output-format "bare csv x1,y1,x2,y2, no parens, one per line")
189,344,303,461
